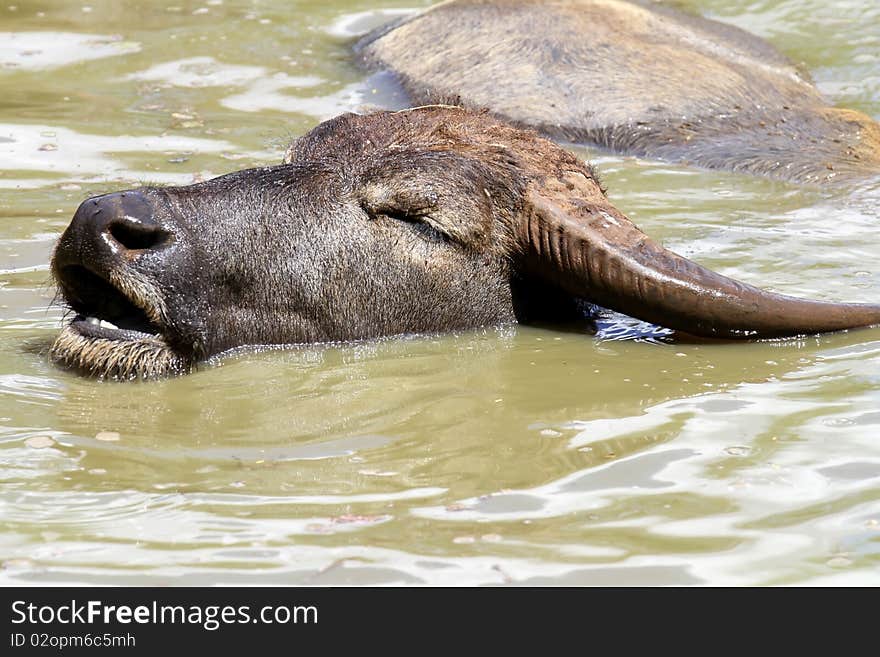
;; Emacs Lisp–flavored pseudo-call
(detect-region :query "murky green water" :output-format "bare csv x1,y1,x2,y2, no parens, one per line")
1,0,879,585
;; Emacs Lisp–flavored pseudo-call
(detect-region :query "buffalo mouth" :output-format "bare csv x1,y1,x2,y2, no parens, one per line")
50,264,191,380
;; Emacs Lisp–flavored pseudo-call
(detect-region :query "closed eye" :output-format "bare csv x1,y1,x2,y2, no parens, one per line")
378,209,449,243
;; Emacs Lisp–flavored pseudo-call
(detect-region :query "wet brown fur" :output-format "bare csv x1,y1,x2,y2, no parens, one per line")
357,0,880,183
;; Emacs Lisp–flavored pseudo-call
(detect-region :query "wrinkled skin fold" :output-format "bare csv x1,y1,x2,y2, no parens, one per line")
50,107,880,380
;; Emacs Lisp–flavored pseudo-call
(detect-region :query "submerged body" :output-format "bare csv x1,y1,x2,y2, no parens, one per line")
357,0,880,183
50,108,880,379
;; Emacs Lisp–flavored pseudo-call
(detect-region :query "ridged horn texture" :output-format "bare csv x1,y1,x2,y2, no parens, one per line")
519,189,880,339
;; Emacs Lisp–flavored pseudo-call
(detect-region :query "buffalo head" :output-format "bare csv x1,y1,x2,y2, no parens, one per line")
50,107,880,379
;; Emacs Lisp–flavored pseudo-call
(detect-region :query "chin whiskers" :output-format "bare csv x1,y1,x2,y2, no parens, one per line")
49,325,190,381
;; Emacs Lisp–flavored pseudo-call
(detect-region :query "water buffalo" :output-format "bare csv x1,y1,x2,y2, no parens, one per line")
50,107,880,379
357,0,880,183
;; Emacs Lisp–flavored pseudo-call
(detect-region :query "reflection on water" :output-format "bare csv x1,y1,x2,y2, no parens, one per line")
0,31,140,70
1,0,879,585
0,121,252,188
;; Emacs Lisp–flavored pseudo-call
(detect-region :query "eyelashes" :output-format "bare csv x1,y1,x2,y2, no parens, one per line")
364,204,450,243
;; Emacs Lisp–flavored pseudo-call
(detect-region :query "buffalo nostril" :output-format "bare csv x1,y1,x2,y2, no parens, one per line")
107,219,170,251
76,190,173,254
53,189,174,278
